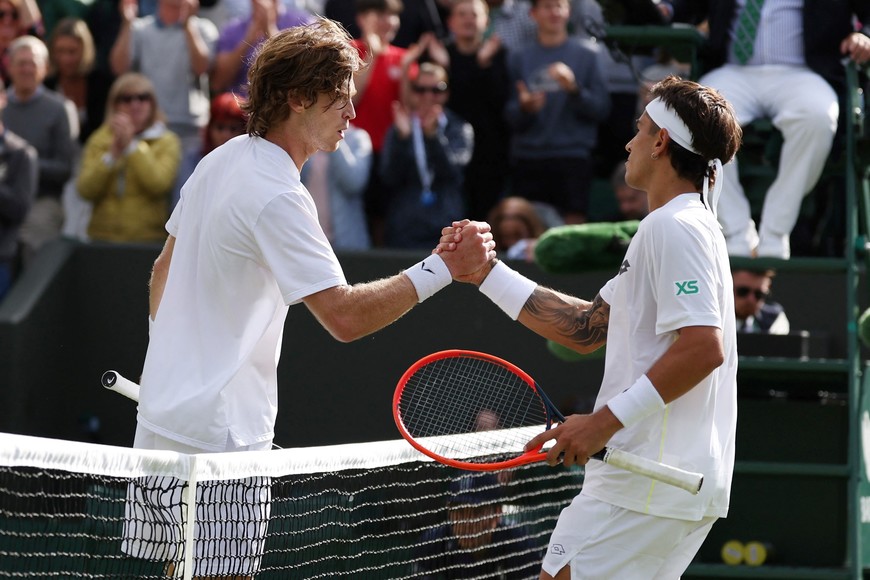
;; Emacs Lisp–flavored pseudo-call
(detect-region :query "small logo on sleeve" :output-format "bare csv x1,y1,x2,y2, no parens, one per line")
675,280,699,295
421,261,435,275
618,259,630,275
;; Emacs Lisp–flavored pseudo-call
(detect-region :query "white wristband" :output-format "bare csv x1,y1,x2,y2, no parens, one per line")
478,261,537,320
404,253,452,303
607,374,666,428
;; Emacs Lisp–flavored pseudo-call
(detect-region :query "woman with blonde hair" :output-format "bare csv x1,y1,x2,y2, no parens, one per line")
45,17,113,143
77,72,181,242
46,17,114,240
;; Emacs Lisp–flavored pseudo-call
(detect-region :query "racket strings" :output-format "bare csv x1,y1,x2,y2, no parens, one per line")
397,356,550,463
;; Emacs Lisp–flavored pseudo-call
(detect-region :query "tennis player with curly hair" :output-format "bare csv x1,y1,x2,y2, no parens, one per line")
125,19,495,579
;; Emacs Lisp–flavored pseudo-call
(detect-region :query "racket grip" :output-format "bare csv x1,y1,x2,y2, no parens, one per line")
101,370,141,403
597,447,704,495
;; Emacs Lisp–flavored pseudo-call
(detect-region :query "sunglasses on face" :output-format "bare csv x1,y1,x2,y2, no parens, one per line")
116,92,152,104
412,82,448,95
0,9,19,20
735,286,770,301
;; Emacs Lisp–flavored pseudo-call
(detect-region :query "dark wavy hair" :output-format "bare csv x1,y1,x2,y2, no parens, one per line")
647,76,743,193
242,19,362,137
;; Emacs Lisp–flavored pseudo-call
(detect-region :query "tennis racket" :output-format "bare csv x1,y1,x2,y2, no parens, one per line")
101,370,140,402
393,349,703,495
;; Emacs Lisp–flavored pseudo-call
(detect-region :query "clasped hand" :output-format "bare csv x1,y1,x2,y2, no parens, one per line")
433,219,496,284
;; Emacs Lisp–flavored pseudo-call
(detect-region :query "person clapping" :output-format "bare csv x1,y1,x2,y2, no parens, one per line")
76,72,180,243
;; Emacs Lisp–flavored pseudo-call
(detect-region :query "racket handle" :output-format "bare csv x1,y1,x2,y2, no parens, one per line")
101,370,141,403
592,447,704,495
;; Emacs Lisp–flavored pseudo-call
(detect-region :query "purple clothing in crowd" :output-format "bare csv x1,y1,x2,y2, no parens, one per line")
216,8,315,94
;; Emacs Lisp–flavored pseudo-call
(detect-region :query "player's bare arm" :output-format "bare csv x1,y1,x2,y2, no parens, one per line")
148,235,176,320
519,290,609,354
645,325,724,403
304,221,495,342
526,326,724,468
303,278,419,343
435,222,608,351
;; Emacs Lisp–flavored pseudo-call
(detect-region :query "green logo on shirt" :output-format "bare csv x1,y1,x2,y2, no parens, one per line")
675,280,699,295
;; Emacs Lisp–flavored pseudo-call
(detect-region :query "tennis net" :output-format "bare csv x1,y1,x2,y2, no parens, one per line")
0,431,583,579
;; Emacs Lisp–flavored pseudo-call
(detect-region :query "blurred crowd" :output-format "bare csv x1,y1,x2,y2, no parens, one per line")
0,0,867,301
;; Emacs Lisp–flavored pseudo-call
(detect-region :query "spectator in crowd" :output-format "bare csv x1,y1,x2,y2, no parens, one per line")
504,0,610,225
350,0,415,245
109,0,219,152
210,0,313,95
324,0,450,48
414,473,542,579
391,0,450,48
568,0,658,180
380,61,472,249
45,17,115,240
0,79,37,301
172,91,246,208
76,72,180,242
485,0,535,51
670,0,870,259
323,0,360,38
487,196,547,262
85,0,124,83
45,17,110,144
215,0,305,25
609,161,648,221
733,268,789,335
301,124,374,250
3,34,78,264
443,0,511,220
351,0,408,148
0,0,41,85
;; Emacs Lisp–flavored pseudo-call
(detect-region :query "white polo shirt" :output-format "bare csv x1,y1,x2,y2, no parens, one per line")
138,135,346,451
583,193,738,521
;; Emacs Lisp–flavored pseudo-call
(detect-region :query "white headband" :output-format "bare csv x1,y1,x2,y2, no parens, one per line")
644,97,723,218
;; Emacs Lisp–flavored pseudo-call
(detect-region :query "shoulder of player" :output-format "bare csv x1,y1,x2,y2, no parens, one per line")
640,201,710,242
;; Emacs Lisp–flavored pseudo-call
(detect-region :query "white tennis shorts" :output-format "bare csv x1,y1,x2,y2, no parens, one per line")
121,424,272,577
542,494,717,580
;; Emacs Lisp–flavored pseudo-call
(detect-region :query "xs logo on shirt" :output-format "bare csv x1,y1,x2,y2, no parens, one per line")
675,280,699,295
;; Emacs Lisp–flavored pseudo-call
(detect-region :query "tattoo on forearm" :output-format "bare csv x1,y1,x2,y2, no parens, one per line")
525,290,610,349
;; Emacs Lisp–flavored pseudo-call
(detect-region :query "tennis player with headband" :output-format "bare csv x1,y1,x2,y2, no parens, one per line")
439,75,742,579
126,19,495,579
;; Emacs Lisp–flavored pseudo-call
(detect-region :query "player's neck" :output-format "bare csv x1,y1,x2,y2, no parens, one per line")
264,127,308,172
645,173,698,212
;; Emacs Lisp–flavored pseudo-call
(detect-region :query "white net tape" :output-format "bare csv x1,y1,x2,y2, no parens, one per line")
0,431,583,579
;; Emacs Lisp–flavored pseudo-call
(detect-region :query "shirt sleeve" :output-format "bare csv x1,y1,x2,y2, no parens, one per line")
253,192,346,305
651,216,723,334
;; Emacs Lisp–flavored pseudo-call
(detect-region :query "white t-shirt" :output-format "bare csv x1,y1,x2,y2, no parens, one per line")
583,194,738,521
138,135,346,451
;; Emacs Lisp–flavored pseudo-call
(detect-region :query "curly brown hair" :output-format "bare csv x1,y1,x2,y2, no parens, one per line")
647,76,743,194
242,19,363,137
